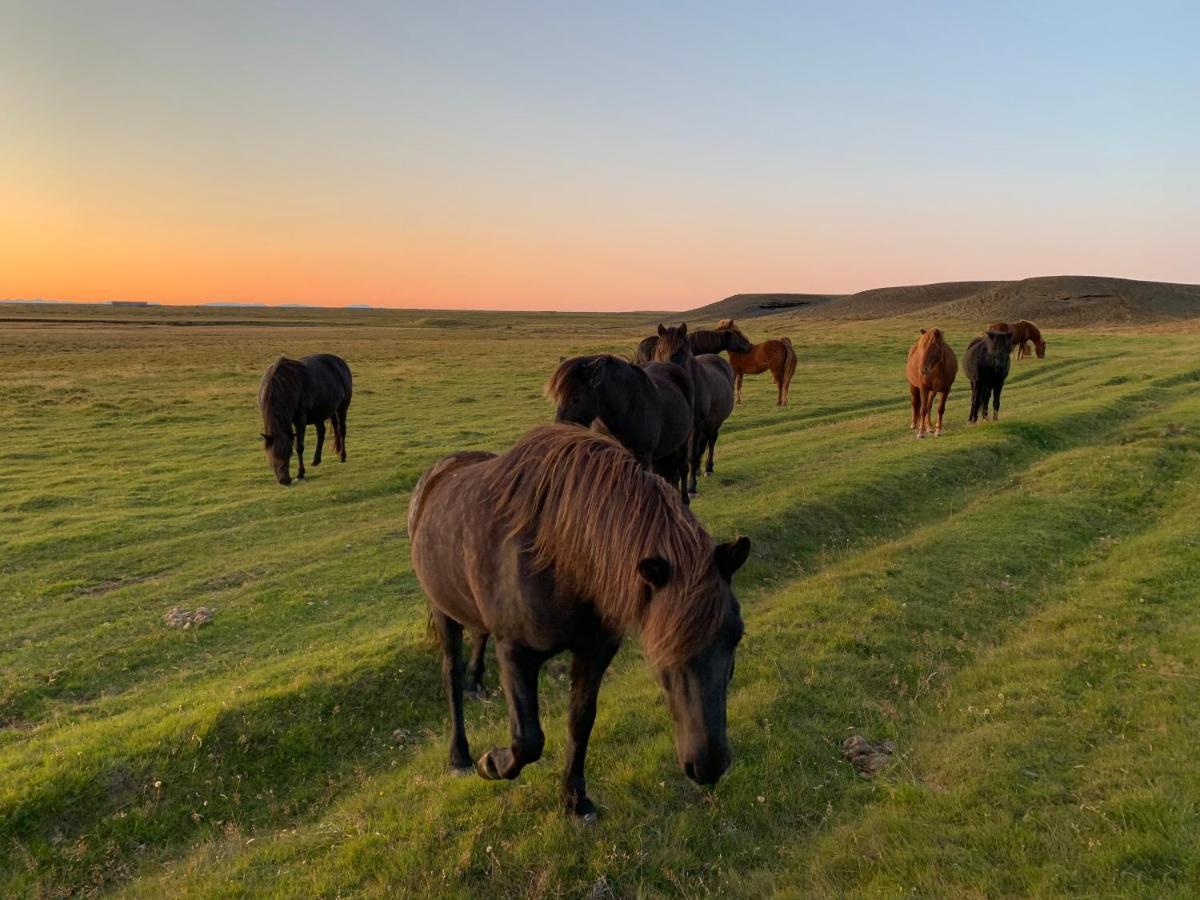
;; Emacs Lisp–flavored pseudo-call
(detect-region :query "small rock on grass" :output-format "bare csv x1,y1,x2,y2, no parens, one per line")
164,607,216,629
842,735,896,778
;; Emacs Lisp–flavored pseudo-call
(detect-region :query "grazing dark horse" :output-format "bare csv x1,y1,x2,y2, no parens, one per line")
906,328,957,438
964,330,1013,423
715,320,797,405
987,321,1045,359
653,324,736,493
258,354,352,485
408,425,750,819
546,354,693,502
634,327,753,364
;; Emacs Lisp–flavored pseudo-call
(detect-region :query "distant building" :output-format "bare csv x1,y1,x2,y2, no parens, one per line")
108,300,158,307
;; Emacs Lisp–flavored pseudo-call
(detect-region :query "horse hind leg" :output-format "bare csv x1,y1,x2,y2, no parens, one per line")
430,610,472,770
336,403,349,462
467,631,489,697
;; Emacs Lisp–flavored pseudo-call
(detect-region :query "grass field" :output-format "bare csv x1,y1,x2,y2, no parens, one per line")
3,305,1200,898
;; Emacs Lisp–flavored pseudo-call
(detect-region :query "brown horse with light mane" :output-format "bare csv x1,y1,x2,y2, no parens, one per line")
715,320,797,405
906,328,957,437
408,425,749,820
987,320,1046,359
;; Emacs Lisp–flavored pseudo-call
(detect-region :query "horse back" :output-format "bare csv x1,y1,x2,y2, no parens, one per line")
299,354,353,414
408,451,498,540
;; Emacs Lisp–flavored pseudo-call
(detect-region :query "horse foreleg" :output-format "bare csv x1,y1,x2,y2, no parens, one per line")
293,417,307,478
312,420,326,466
687,431,703,495
704,429,718,476
936,389,949,435
562,637,621,820
673,445,690,504
467,631,489,696
992,383,1003,421
918,388,932,437
431,610,472,770
910,385,921,430
478,642,545,781
734,371,743,404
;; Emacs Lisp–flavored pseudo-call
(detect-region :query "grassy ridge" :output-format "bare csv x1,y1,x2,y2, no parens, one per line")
2,309,1199,897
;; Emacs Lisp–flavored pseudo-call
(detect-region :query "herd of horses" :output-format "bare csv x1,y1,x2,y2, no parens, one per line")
256,315,1044,820
906,319,1045,437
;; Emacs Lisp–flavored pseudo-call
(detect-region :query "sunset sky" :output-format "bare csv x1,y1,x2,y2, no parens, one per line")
2,1,1197,310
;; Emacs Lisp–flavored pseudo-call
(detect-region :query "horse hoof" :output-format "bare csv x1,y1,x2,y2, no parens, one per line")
449,761,474,776
476,751,503,780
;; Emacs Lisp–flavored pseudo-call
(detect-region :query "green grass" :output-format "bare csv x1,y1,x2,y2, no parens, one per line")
3,306,1199,897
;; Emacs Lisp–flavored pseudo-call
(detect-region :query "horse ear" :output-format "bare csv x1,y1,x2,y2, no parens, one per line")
637,556,672,590
715,536,751,581
678,323,687,337
657,324,667,336
920,328,927,334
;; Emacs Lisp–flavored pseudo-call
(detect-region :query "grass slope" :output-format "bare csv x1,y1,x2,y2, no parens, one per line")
2,309,1199,897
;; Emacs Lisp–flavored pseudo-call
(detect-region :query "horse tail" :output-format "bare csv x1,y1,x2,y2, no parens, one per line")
783,339,797,383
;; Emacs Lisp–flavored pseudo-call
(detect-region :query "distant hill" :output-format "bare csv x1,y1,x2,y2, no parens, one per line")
676,292,840,322
685,277,1200,326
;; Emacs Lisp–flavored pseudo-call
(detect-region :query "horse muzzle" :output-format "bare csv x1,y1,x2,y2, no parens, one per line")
682,748,730,786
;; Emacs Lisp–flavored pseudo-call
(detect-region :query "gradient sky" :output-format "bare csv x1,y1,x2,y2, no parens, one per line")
2,1,1198,310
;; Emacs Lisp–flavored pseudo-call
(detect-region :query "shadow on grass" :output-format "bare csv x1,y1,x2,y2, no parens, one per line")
2,639,446,895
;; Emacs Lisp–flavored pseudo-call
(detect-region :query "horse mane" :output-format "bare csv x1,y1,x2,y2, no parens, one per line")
716,319,748,340
482,424,720,668
655,325,692,360
259,357,304,449
544,354,624,404
916,329,950,376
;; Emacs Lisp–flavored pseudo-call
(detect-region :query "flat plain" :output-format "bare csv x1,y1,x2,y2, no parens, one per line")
2,303,1199,897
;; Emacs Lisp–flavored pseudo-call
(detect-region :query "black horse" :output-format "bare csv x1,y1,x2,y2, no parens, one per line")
635,327,752,364
258,354,353,484
408,426,750,820
546,355,693,502
652,324,736,494
964,330,1012,424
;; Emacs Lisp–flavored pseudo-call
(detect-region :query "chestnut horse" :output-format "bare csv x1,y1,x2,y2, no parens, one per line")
258,354,352,484
714,320,797,405
408,425,749,819
987,320,1046,359
906,328,957,437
